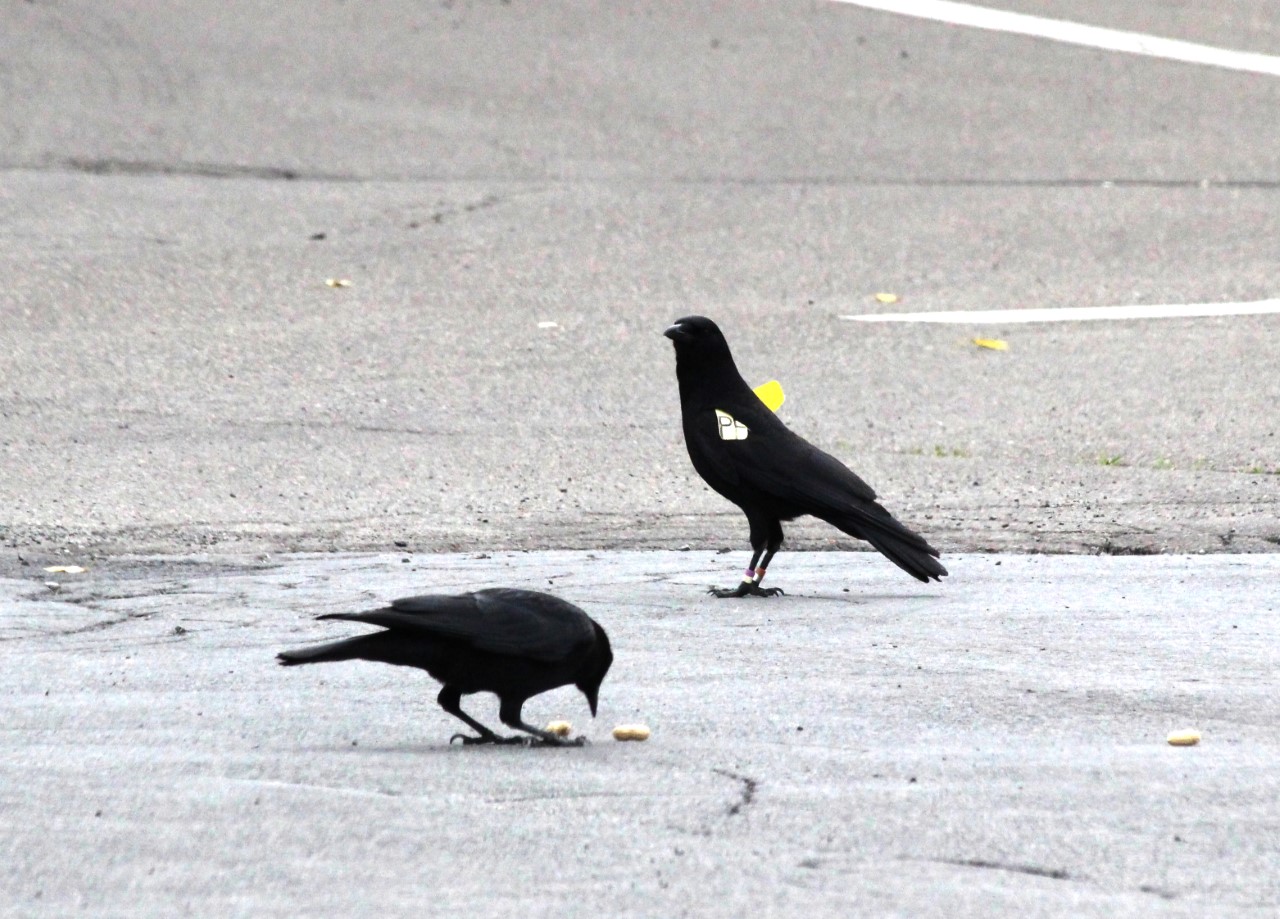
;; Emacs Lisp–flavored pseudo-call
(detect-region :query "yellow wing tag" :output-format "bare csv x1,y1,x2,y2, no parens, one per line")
753,379,785,412
715,409,749,441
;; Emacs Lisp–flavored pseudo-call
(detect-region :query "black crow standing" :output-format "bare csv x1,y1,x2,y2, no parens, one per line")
278,588,613,746
664,315,947,597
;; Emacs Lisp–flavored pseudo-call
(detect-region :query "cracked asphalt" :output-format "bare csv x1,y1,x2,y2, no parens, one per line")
3,1,1280,915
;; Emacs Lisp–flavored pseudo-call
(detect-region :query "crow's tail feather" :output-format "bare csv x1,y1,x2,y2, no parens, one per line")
277,634,380,666
824,506,948,583
859,529,948,582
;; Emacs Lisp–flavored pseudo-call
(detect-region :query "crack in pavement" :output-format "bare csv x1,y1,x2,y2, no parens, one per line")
54,584,192,606
713,768,759,817
0,610,162,642
920,857,1074,881
0,583,196,642
48,157,350,182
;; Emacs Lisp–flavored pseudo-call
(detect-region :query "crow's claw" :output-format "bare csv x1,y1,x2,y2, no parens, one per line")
710,583,785,598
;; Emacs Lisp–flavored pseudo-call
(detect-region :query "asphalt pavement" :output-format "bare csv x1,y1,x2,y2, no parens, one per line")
2,1,1279,916
3,0,1279,559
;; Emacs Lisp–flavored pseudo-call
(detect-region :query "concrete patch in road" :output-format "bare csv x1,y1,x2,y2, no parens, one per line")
2,551,1276,916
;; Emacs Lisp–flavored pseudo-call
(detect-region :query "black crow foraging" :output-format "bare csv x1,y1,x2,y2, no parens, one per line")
664,315,947,597
278,588,612,746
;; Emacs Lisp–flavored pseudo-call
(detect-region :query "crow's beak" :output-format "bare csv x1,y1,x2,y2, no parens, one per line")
664,322,690,343
586,688,599,717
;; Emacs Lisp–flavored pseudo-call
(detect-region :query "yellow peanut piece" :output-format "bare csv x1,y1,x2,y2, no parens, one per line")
612,724,651,742
544,720,573,738
1167,729,1201,746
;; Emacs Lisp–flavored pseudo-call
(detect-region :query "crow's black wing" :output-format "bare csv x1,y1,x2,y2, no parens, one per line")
317,589,594,663
684,401,880,512
686,402,946,579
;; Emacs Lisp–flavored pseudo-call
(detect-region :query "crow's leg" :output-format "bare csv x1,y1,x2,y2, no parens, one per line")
438,686,523,746
749,519,785,593
712,515,785,598
499,697,586,747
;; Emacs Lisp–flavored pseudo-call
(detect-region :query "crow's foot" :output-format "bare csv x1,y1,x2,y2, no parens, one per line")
710,583,784,598
529,734,588,748
449,732,526,746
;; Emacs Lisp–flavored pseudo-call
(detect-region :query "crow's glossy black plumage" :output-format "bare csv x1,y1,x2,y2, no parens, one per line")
277,588,612,746
664,315,947,596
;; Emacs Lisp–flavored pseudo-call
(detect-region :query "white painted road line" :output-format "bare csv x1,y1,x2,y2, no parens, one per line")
839,300,1280,324
831,0,1280,78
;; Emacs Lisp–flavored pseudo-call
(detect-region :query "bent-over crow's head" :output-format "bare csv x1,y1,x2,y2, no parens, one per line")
575,621,613,717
